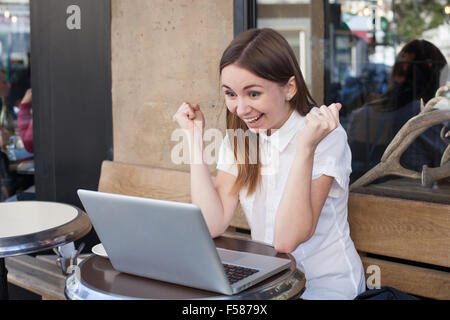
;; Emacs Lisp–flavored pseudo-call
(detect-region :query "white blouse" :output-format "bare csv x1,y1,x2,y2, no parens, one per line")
216,109,366,299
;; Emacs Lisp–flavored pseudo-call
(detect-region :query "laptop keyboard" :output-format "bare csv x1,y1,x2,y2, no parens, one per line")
222,263,259,284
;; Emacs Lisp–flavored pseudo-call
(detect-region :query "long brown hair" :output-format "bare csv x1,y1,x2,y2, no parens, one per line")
219,28,316,196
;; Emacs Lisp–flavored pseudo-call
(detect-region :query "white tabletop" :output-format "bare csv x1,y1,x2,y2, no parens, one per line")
0,201,79,238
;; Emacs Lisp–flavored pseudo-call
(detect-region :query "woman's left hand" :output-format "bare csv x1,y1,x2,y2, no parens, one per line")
297,103,342,151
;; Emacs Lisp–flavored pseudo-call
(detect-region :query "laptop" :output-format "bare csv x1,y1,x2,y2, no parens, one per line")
77,189,291,295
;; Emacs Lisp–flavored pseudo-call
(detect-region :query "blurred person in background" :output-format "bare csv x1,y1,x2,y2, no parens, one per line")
17,88,33,153
0,69,11,151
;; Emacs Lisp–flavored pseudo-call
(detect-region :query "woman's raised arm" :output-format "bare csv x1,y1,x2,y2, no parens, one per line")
173,102,239,237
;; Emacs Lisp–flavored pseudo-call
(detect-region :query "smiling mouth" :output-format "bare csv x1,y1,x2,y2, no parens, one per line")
243,113,264,123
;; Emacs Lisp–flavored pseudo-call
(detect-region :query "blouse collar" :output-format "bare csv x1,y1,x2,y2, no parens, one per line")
259,109,304,152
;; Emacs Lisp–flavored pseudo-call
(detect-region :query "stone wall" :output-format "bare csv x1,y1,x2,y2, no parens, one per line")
111,0,233,171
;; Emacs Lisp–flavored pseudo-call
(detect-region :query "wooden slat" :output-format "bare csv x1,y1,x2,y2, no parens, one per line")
35,254,60,265
361,256,450,300
351,178,450,205
5,255,66,300
223,227,251,240
98,160,191,202
348,193,450,268
98,160,250,231
231,207,250,231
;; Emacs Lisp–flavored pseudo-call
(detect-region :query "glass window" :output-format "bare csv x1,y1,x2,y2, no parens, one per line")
0,0,32,202
325,0,449,184
256,0,450,187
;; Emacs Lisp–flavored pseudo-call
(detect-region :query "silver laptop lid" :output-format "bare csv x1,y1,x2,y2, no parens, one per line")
77,189,233,295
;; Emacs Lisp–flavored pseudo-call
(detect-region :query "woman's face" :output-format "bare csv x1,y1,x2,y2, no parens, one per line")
221,64,294,134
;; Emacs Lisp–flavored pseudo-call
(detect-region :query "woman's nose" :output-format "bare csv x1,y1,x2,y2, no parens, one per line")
235,97,251,116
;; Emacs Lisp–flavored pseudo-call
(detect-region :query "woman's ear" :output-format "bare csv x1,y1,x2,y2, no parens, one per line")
286,75,297,98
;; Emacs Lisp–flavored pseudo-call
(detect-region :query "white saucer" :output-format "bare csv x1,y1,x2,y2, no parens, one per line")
91,243,108,258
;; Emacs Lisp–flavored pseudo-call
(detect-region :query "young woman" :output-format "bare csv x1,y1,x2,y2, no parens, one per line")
172,28,366,299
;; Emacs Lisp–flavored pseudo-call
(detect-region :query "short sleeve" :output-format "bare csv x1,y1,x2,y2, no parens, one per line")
216,134,238,177
312,126,352,198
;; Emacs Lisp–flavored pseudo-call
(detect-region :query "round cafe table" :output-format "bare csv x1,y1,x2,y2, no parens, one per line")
65,236,305,300
0,201,92,299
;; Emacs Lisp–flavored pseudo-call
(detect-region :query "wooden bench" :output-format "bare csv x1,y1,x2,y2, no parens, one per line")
348,192,450,300
5,254,66,300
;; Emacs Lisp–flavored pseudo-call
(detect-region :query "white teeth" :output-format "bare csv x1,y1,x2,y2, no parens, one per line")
244,114,262,123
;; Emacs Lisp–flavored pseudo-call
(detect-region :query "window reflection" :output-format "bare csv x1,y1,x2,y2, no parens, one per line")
347,39,448,182
326,0,449,183
257,0,450,185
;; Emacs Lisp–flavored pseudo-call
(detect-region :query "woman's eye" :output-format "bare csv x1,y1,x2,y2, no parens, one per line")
225,91,236,97
249,91,261,98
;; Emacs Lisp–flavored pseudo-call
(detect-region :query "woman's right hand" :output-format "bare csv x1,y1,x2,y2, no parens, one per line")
172,102,205,135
